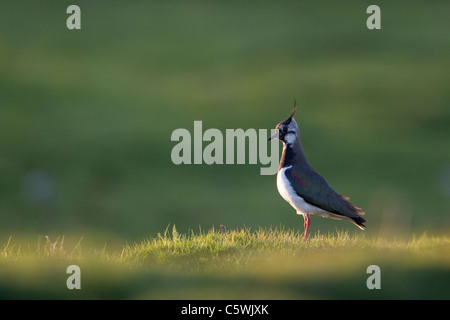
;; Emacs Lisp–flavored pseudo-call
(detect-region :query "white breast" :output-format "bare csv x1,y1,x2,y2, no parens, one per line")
276,166,328,217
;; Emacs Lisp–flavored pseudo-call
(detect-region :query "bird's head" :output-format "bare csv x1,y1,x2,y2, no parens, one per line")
268,101,299,145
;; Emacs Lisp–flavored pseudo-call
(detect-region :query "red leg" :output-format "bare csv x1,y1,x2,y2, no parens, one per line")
303,214,311,241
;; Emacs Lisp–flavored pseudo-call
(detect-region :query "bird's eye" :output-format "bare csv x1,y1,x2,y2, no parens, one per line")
281,126,288,133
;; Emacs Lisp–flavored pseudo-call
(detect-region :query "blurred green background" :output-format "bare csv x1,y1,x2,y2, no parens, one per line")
0,0,449,244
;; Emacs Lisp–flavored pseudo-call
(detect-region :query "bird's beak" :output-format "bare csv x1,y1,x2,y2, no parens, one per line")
268,131,279,141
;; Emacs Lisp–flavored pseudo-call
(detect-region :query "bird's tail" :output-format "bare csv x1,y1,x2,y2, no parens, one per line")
351,216,366,230
341,195,366,229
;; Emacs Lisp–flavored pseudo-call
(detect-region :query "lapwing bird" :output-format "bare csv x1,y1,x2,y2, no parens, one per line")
269,103,366,240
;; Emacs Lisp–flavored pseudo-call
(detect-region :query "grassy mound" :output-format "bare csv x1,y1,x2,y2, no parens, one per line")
1,227,449,299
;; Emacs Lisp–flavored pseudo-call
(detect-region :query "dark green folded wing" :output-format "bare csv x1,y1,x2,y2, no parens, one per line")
284,164,365,223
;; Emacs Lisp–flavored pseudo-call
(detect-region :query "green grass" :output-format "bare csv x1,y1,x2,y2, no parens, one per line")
1,228,449,299
0,1,449,240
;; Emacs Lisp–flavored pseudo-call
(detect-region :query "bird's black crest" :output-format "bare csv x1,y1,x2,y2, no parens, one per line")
289,99,298,118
